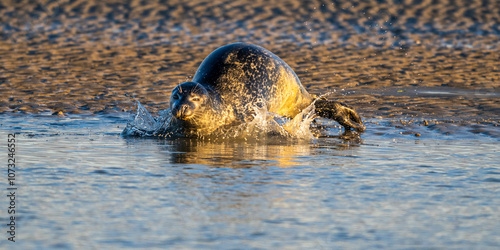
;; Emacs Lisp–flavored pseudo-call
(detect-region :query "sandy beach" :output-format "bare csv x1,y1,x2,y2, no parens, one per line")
1,1,500,249
0,0,498,121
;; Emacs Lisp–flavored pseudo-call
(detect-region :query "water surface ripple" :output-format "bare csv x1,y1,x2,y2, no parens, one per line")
1,115,499,249
0,0,499,248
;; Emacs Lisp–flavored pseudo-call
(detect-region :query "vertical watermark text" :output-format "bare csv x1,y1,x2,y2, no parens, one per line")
6,133,17,242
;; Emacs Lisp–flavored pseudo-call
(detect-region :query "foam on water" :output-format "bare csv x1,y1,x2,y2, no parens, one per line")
121,100,318,140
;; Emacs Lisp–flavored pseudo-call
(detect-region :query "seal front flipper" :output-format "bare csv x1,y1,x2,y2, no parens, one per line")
315,99,365,132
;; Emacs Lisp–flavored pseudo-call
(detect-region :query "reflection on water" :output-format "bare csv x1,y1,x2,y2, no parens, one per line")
0,0,499,248
0,115,499,249
159,139,314,167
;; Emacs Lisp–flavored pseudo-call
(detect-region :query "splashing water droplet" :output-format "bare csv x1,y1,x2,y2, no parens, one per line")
122,95,334,140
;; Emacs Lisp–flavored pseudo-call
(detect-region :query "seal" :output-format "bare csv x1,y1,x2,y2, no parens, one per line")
167,42,364,136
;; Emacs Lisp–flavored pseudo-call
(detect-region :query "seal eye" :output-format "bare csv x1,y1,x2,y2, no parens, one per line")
172,94,180,100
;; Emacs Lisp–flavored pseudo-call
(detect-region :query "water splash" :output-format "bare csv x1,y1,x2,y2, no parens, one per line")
121,101,171,137
121,99,318,140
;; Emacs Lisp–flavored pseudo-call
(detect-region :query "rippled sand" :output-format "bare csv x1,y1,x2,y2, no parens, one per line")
1,1,500,249
0,0,499,125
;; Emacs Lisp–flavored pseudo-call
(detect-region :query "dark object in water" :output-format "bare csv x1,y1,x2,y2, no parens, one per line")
166,42,365,136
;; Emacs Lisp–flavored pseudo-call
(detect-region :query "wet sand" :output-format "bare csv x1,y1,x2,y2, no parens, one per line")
0,0,499,124
1,1,500,248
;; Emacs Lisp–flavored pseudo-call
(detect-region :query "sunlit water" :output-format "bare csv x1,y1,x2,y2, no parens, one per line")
1,1,500,248
1,114,499,249
121,99,317,139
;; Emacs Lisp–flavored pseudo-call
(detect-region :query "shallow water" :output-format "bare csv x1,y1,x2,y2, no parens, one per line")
1,114,499,249
1,0,500,248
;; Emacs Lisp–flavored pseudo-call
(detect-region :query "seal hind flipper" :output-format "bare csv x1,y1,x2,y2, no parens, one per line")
315,99,365,132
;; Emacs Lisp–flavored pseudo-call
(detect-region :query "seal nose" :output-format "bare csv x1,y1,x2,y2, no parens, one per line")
175,104,193,120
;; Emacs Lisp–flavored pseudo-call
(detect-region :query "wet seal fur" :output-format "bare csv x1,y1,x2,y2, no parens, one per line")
165,43,364,137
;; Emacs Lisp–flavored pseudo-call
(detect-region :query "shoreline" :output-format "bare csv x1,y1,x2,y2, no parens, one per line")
0,0,498,121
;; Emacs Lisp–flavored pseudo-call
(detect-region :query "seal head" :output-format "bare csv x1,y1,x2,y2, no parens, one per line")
168,81,228,136
170,81,209,121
